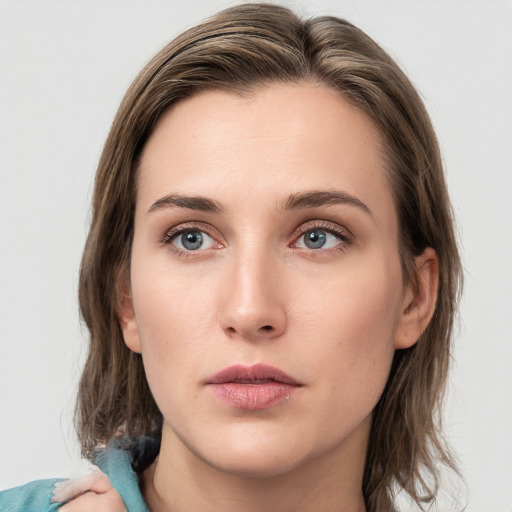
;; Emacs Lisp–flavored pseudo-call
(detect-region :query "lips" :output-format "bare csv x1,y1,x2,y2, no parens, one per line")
207,364,302,410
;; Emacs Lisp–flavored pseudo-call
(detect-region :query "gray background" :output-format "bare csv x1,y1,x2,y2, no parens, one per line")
1,1,511,510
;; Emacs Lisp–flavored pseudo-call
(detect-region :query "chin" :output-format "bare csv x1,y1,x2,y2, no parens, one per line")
208,450,307,480
192,429,322,480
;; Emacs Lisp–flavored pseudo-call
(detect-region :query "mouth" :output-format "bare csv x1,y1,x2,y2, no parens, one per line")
206,364,302,410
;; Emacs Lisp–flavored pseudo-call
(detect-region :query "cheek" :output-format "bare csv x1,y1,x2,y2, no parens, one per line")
131,232,214,338
128,255,218,404
295,258,402,395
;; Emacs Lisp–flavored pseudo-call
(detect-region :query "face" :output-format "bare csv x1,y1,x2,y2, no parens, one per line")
122,83,420,479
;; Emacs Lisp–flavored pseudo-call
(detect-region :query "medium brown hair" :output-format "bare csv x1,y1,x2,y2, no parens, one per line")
77,3,462,510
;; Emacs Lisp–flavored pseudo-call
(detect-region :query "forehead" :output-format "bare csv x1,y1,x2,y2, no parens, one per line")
137,83,393,220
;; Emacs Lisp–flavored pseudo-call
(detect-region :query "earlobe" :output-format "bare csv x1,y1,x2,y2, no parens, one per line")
117,277,142,354
395,247,439,350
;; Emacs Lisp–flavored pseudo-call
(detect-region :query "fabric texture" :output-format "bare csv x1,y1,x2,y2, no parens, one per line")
0,479,62,512
0,440,151,512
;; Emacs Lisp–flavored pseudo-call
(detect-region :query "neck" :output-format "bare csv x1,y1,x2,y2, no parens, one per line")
141,418,370,512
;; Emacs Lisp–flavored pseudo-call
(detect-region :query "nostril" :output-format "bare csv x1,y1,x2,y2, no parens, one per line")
261,325,273,331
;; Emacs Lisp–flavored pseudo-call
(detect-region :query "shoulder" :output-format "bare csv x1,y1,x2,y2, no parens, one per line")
0,438,156,512
0,478,62,512
92,437,154,512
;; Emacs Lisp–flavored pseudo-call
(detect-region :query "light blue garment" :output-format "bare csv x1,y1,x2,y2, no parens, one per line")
0,442,151,512
0,479,62,512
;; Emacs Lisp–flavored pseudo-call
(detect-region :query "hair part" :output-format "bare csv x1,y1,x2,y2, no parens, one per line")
77,4,462,510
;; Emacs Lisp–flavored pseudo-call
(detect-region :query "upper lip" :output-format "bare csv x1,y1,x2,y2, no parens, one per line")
207,364,301,386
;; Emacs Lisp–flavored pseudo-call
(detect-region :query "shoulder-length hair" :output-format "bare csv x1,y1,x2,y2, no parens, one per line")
77,3,462,510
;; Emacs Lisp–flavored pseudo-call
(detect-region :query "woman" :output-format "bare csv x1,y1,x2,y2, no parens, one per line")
0,3,462,511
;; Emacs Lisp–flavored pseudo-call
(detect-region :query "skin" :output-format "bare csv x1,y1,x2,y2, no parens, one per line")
117,83,438,512
55,468,126,512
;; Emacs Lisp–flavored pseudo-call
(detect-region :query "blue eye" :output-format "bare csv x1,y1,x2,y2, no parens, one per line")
172,230,215,251
297,228,342,250
304,229,326,249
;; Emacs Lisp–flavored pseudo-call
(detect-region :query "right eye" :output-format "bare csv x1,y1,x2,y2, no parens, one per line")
170,229,216,251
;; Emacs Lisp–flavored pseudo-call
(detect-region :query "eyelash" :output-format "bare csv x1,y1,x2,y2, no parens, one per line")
160,220,353,256
290,220,353,254
160,222,220,258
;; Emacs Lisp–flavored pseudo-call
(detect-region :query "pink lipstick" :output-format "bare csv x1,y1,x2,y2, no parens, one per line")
207,364,301,410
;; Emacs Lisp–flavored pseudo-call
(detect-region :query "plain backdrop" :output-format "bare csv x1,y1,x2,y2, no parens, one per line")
1,1,511,510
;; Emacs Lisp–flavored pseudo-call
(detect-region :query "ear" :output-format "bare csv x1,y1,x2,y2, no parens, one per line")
117,273,142,354
395,247,439,350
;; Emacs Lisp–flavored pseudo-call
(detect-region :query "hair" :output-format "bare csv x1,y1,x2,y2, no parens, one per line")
76,3,462,511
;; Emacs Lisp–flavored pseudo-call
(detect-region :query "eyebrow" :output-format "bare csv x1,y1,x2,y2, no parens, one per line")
146,189,372,217
282,190,373,216
147,194,224,214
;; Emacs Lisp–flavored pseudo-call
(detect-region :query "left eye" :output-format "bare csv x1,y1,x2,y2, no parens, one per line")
295,228,342,250
171,230,215,251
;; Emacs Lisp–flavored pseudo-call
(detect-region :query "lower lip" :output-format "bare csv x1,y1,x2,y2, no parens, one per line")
209,382,299,410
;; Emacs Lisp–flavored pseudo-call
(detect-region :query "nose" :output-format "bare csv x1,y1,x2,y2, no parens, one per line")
219,248,287,341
